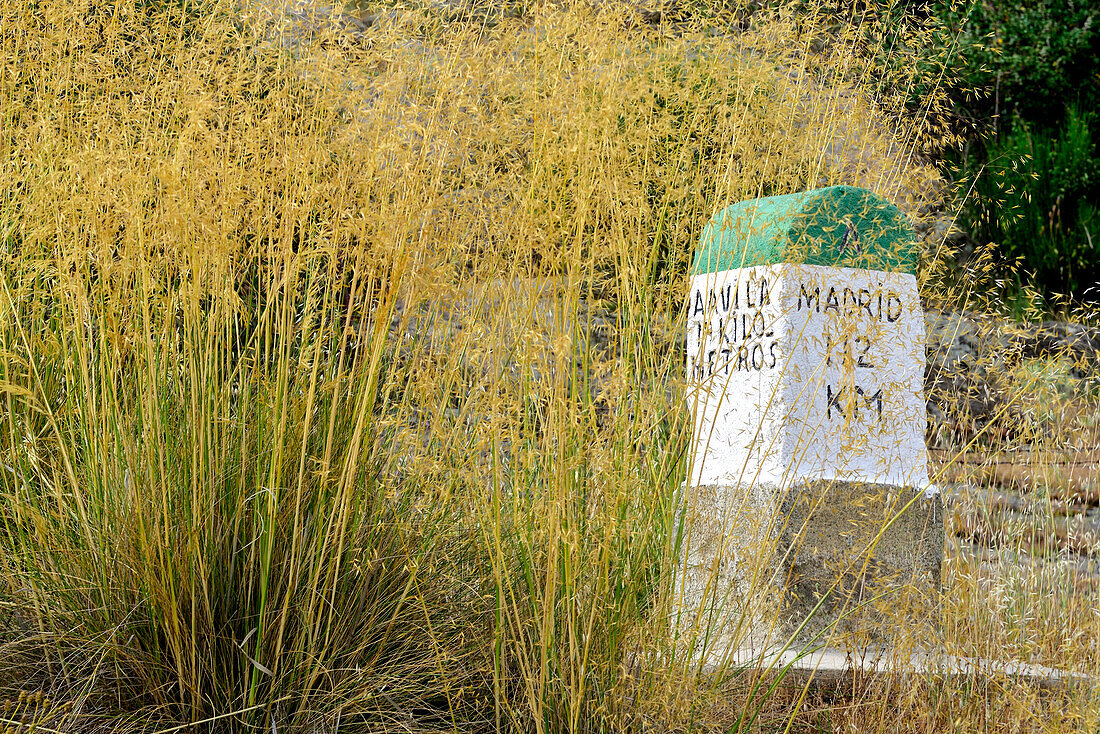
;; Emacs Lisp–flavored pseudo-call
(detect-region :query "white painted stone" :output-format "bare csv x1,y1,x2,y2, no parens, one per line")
685,263,928,490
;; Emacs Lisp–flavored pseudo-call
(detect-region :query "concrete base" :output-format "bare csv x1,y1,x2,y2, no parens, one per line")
677,479,943,658
726,645,1092,691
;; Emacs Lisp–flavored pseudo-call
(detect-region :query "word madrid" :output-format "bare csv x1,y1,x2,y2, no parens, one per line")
796,282,904,323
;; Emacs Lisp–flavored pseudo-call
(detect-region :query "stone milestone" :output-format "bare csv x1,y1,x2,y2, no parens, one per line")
679,186,943,662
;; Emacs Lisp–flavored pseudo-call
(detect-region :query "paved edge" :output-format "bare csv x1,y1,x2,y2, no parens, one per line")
722,646,1094,691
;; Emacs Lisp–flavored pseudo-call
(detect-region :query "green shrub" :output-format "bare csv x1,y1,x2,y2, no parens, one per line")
919,0,1100,302
961,104,1099,296
933,0,1100,127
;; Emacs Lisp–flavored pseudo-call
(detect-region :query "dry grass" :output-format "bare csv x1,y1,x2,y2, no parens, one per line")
1,0,1097,731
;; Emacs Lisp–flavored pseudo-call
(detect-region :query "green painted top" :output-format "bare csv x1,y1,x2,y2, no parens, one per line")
691,186,918,276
